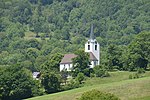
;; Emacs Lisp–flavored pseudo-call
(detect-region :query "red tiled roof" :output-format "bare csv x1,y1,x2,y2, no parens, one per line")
60,52,97,64
60,54,77,64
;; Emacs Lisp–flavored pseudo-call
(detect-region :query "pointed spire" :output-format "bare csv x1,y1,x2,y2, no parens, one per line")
90,24,94,40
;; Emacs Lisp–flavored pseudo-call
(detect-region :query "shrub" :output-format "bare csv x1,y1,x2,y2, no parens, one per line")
129,73,140,79
133,73,139,79
94,65,110,77
137,68,145,74
78,89,120,100
61,79,80,91
129,74,133,79
90,73,95,78
104,71,110,77
76,72,85,84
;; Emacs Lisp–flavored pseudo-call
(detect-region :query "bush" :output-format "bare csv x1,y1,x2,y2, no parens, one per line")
94,65,110,77
129,74,133,79
137,68,145,74
129,73,140,79
78,89,120,100
90,73,95,78
104,71,110,77
76,72,85,84
31,80,45,97
61,79,80,91
133,73,139,79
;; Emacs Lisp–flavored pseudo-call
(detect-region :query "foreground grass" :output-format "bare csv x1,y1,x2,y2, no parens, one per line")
26,71,150,100
133,96,150,100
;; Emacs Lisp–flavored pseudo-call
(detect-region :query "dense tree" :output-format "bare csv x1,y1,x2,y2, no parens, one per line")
5,22,25,38
107,44,123,70
72,49,90,76
41,72,61,93
126,31,150,70
40,53,63,72
0,65,34,100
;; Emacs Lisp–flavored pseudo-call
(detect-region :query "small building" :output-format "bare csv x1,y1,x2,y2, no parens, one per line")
60,25,100,71
60,54,77,71
32,72,41,80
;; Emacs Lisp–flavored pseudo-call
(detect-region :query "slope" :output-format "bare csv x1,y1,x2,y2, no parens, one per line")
26,72,150,100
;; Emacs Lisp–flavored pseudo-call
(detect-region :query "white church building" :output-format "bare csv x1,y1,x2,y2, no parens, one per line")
60,25,100,71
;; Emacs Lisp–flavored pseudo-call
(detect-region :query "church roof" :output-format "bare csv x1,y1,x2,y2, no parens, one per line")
60,52,97,64
89,52,98,61
60,54,77,64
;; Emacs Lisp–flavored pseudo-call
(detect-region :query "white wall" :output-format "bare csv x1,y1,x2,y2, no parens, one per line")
90,61,94,68
60,63,73,71
85,39,100,65
90,61,98,68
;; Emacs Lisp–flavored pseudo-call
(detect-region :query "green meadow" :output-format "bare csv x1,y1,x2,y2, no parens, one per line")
26,71,150,100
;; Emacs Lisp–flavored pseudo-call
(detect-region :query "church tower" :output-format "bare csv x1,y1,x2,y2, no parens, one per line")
85,25,100,68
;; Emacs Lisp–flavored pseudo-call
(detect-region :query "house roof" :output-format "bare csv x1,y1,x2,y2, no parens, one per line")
89,52,98,61
60,54,77,64
60,52,97,64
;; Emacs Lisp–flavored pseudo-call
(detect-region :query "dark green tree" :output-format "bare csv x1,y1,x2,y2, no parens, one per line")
126,31,150,70
107,44,123,70
0,65,34,100
72,49,90,77
41,72,60,93
40,53,63,72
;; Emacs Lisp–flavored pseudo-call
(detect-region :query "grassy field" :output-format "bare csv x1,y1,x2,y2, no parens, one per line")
26,71,150,100
24,32,49,41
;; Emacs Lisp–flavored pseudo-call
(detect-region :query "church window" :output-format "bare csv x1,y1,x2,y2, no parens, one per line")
95,45,97,50
94,61,97,66
88,45,90,50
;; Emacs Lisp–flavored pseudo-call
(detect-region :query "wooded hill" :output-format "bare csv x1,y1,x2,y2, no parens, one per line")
0,0,150,99
0,0,150,66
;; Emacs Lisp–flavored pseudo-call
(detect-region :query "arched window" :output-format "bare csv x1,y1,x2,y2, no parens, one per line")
88,45,90,50
95,45,97,50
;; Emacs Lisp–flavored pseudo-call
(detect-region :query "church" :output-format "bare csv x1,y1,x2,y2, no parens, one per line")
60,25,100,71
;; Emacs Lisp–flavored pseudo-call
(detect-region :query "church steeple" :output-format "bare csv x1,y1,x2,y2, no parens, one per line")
90,24,94,40
85,24,100,68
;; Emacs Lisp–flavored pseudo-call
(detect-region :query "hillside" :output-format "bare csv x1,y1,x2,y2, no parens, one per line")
0,0,150,73
26,71,150,100
0,0,150,100
1,0,150,47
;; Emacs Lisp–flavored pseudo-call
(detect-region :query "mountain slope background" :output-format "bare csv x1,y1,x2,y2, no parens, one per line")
0,0,150,70
0,0,150,99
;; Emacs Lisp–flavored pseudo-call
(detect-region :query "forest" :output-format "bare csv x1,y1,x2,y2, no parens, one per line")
0,0,150,100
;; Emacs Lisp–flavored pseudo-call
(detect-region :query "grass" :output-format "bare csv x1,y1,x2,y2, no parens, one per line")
24,32,49,41
26,71,150,100
135,96,150,100
84,71,135,86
